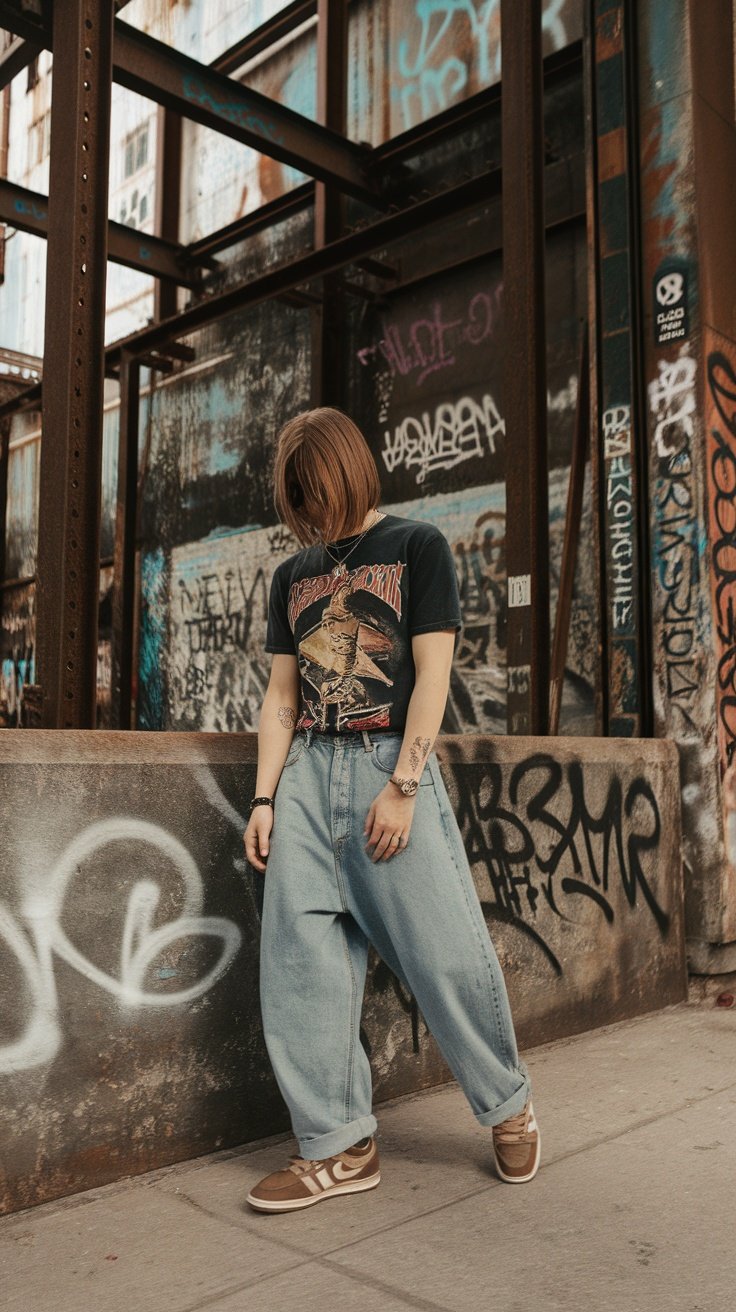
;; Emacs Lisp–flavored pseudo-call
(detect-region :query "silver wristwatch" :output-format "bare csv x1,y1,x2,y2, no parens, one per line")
390,774,419,797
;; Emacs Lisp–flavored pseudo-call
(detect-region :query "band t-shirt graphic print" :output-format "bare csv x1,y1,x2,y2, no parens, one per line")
265,513,462,734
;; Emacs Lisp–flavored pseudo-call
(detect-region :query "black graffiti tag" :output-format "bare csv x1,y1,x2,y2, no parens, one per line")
706,351,736,769
454,754,669,974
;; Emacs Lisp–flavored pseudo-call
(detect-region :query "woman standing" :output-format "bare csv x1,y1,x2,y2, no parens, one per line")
243,407,540,1213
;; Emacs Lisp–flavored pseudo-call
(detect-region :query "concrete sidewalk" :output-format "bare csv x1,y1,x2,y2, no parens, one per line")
2,997,734,1312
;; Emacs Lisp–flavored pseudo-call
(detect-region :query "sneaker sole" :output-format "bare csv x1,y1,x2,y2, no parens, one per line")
493,1129,541,1184
246,1170,381,1212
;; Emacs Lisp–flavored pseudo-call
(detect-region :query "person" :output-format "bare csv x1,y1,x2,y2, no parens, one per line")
243,406,540,1213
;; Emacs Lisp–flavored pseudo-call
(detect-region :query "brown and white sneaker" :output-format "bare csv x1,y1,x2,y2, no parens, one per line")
492,1098,541,1183
246,1136,380,1212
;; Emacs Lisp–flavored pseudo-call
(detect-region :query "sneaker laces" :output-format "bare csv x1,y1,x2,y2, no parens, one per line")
287,1154,325,1175
493,1103,532,1143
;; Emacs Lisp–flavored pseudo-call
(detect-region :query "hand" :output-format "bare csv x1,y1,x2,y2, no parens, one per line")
364,783,416,862
244,806,273,874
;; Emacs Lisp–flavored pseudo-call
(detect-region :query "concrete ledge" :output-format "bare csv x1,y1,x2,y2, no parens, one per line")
0,731,686,1214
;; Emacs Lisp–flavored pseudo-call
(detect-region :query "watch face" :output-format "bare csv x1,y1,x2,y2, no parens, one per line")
391,775,418,796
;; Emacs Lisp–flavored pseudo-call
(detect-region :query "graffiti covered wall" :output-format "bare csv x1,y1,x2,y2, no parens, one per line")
638,0,736,951
0,728,684,1214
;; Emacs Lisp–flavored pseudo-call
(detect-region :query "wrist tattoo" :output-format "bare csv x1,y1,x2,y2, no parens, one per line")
278,705,297,728
408,736,431,772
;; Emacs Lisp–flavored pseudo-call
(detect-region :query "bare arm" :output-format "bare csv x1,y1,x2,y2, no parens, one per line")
244,653,300,872
363,629,456,862
391,629,456,784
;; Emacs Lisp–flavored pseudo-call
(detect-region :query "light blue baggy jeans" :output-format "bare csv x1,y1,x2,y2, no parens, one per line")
258,727,532,1159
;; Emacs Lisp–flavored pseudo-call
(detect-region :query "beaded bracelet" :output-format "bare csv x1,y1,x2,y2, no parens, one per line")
249,795,274,814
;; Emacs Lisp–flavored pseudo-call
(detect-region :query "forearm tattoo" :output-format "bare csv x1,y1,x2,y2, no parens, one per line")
409,736,431,773
278,705,297,729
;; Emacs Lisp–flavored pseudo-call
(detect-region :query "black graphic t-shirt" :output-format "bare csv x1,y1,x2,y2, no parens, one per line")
265,511,462,735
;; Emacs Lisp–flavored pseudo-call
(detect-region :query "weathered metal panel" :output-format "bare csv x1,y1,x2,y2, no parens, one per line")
372,0,583,139
637,0,730,947
501,0,550,735
35,0,114,729
589,0,648,737
0,728,685,1214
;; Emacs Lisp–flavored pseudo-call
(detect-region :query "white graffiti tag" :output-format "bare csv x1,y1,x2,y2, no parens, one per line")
382,393,504,483
0,817,242,1073
649,348,697,458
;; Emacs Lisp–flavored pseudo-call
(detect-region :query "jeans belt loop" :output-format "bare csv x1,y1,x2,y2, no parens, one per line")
361,729,374,752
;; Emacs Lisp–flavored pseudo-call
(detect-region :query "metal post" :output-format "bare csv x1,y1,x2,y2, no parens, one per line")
153,104,182,323
36,0,114,728
111,351,139,729
584,0,649,737
549,322,590,733
311,0,348,407
501,0,550,734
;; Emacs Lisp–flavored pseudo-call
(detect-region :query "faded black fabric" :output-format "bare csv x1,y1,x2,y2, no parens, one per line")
265,512,462,734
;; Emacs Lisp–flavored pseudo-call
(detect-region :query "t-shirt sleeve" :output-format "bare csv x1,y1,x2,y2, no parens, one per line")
265,564,296,654
408,529,462,636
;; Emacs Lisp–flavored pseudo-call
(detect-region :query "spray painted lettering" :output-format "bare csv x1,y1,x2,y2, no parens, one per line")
649,348,701,726
382,393,503,484
705,348,736,770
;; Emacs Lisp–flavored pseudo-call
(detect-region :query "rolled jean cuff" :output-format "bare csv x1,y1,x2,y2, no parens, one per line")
474,1068,531,1128
297,1113,379,1160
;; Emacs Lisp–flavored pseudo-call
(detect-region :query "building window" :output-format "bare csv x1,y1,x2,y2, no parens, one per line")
124,124,149,179
27,108,50,170
118,183,151,231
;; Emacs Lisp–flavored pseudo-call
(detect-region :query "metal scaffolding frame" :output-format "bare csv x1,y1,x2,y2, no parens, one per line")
0,0,583,732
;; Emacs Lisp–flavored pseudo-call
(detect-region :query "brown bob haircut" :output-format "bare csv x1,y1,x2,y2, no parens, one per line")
272,406,382,547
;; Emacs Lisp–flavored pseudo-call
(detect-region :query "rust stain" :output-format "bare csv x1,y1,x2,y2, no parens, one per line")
596,7,623,61
598,126,627,183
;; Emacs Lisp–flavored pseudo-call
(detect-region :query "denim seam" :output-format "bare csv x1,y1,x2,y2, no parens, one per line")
339,914,357,1125
282,740,305,768
429,756,514,1069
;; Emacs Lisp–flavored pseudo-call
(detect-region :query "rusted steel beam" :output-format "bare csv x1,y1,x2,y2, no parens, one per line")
0,4,375,202
0,177,214,284
153,105,182,321
163,43,581,275
112,21,374,202
501,0,550,735
584,0,649,737
0,169,497,421
35,0,114,729
111,351,139,730
0,0,130,90
108,171,497,361
0,3,372,199
186,183,313,261
214,0,316,75
0,4,50,43
0,33,40,89
550,322,590,734
311,0,348,407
